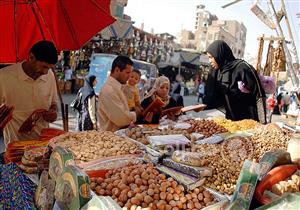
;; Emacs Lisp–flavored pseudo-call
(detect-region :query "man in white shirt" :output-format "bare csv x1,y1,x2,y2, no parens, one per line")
0,40,58,147
64,65,73,81
98,56,141,131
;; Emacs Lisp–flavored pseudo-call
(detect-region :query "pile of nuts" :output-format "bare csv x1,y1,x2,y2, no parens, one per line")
52,131,142,162
192,136,254,195
187,119,228,138
125,127,191,145
90,163,217,209
271,174,300,195
213,118,258,133
221,136,254,164
191,127,292,195
250,128,292,161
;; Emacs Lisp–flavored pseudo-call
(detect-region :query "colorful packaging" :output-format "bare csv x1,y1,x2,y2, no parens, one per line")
172,150,208,167
156,165,206,191
55,165,91,210
35,170,55,210
49,146,75,181
163,158,212,178
147,134,190,148
228,160,260,210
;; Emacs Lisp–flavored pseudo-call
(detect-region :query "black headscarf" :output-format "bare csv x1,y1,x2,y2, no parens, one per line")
206,40,243,81
80,75,96,103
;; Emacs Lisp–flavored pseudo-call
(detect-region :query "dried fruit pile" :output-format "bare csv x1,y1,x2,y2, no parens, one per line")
213,118,258,133
187,119,228,138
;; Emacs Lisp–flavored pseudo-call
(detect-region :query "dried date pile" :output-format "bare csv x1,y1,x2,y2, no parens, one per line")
187,119,228,138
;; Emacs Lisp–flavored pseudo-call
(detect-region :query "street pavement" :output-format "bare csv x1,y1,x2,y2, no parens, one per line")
0,93,291,153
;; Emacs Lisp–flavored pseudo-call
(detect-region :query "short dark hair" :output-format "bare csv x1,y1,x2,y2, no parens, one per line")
132,69,141,76
30,40,58,64
111,55,133,73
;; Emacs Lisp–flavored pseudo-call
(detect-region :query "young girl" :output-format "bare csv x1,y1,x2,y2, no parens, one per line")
76,75,97,131
141,76,177,124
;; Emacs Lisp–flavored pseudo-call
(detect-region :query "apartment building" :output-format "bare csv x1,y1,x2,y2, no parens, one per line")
177,4,247,58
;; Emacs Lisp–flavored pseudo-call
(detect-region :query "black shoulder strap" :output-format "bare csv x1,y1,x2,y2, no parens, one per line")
243,60,264,98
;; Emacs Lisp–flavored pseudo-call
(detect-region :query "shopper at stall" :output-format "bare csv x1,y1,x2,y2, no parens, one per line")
141,76,178,124
76,75,97,131
98,56,140,131
123,69,143,113
138,75,150,102
197,80,205,103
0,40,58,147
170,75,184,107
206,40,266,123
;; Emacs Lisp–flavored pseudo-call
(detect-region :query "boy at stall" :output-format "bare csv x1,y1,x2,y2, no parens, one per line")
123,69,143,113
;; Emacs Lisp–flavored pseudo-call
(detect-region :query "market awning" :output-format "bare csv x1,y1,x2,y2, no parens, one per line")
158,51,209,68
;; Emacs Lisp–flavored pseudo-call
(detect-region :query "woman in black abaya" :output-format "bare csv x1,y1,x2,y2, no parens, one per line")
206,40,266,123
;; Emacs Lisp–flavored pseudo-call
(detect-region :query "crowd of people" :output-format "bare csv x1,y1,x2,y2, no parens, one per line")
1,39,298,148
82,56,184,131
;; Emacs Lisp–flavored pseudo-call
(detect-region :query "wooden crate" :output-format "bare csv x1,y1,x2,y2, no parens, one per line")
64,81,72,94
75,78,84,90
58,80,65,93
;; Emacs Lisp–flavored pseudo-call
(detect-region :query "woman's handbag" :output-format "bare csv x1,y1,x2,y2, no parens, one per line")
70,92,82,111
244,62,267,124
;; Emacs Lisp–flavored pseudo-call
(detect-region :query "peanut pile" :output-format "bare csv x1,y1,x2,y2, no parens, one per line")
250,127,292,161
192,136,253,195
52,131,142,162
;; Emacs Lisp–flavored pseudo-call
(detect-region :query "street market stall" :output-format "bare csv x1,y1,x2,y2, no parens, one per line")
1,107,300,210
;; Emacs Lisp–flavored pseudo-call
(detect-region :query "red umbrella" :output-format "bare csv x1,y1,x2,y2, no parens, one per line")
0,0,116,63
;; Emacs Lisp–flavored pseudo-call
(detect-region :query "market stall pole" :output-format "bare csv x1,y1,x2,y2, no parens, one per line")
256,36,264,73
268,0,299,87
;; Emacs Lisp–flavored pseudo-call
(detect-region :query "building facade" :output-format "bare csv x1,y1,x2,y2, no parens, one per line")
177,4,247,58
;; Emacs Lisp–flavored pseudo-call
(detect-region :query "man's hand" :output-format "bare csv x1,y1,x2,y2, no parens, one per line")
43,104,57,123
167,112,177,121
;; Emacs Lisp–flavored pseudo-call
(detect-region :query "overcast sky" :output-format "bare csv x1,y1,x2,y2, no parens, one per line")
124,0,300,59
